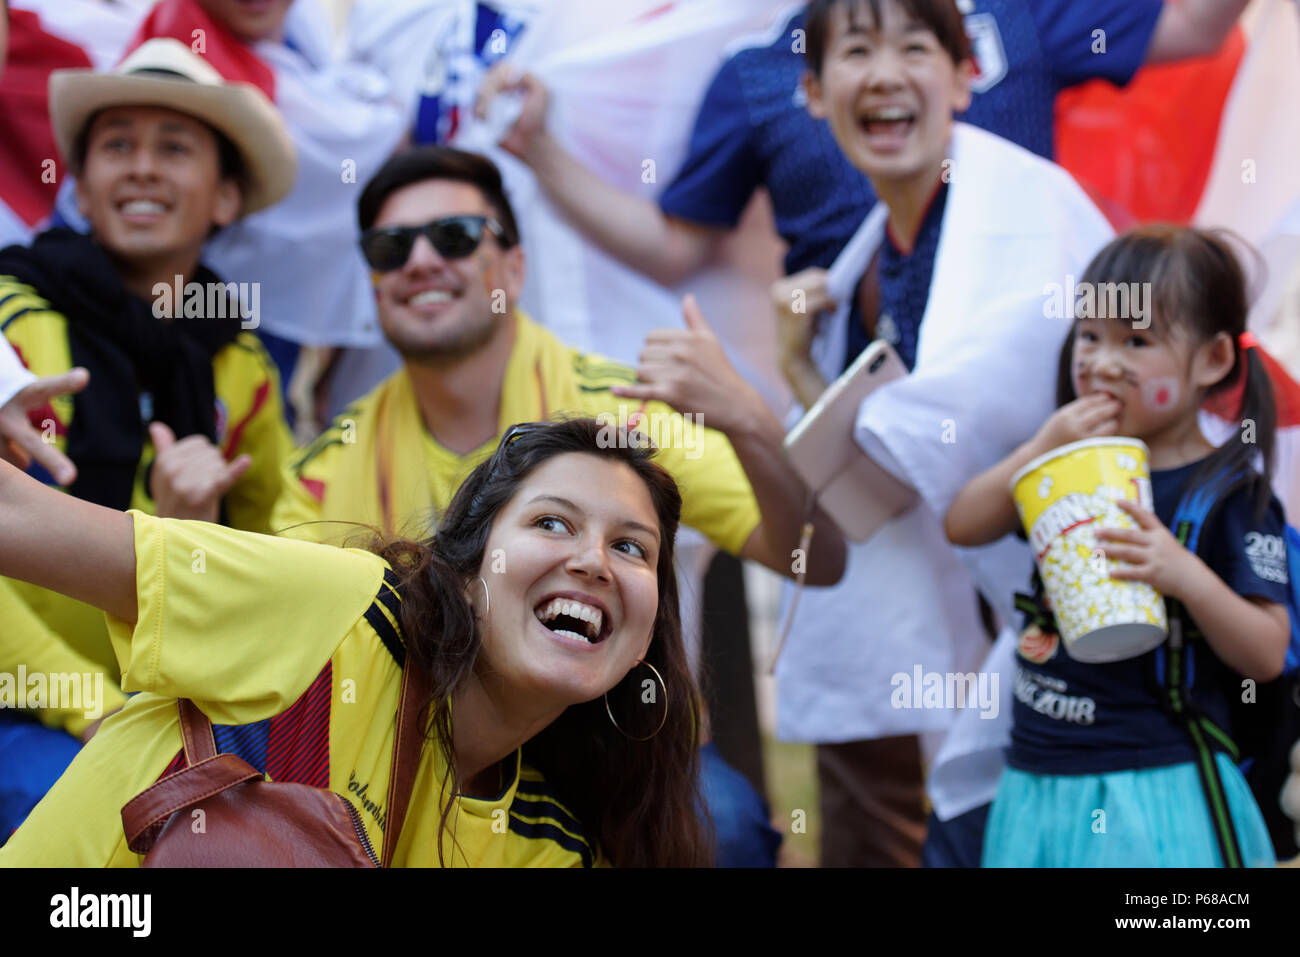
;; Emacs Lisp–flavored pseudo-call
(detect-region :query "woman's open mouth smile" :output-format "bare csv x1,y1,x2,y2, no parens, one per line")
858,106,918,152
533,592,613,647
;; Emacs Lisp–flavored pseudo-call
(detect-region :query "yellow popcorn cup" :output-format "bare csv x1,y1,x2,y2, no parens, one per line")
1010,437,1167,663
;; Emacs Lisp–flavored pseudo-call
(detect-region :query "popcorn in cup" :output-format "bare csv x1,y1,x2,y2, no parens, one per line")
1010,437,1167,663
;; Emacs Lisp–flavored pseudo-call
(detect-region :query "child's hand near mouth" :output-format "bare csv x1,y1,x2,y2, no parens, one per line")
1029,392,1122,456
943,392,1122,549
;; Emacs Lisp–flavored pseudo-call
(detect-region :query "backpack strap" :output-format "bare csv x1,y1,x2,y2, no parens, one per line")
1014,587,1054,633
1285,525,1300,674
1160,465,1254,713
1159,481,1251,868
1161,595,1246,867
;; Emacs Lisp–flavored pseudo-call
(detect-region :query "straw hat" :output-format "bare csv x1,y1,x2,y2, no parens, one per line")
49,38,296,215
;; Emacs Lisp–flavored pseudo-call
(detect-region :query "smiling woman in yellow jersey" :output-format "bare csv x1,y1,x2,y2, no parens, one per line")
0,418,709,867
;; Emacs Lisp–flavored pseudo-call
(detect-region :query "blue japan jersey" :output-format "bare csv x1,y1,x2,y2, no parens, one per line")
659,0,1163,274
842,182,948,374
1008,458,1292,776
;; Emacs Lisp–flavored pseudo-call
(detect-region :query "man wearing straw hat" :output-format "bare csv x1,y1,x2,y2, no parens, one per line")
0,38,295,836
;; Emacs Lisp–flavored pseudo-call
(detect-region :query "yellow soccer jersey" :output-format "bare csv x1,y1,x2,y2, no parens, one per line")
272,311,761,553
0,275,293,730
0,576,127,738
0,276,291,530
0,513,597,868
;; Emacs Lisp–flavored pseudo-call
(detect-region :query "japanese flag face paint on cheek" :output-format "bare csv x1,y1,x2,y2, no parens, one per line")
1141,376,1181,412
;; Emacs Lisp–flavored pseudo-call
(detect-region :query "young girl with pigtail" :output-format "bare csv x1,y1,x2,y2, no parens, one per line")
946,225,1290,867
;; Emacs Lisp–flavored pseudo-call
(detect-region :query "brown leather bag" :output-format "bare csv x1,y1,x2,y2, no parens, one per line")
121,662,429,867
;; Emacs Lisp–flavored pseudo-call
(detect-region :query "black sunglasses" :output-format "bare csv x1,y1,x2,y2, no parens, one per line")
465,422,546,518
482,422,543,477
359,215,510,272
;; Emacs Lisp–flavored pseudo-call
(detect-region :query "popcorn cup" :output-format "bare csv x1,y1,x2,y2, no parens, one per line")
1010,437,1167,663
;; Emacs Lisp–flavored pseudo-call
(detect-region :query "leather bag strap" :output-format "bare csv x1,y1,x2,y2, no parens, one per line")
382,658,431,867
122,659,432,864
122,752,263,853
122,700,255,853
178,697,216,763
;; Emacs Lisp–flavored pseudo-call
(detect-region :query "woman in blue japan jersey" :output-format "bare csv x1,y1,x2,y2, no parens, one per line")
477,0,1244,288
946,226,1290,867
659,0,1241,275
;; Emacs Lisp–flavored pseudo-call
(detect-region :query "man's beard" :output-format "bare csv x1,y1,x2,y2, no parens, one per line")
387,309,499,364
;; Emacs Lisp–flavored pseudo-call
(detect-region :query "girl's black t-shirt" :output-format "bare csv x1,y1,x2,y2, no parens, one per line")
1008,457,1291,775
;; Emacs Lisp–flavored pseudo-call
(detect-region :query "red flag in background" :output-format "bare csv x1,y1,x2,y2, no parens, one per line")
127,0,276,100
1055,27,1245,226
0,10,93,230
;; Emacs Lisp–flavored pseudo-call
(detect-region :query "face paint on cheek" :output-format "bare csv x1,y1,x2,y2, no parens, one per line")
1140,376,1180,412
475,252,498,297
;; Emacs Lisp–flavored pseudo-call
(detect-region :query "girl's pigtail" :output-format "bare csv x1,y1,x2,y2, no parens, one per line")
1197,339,1278,522
1236,343,1278,520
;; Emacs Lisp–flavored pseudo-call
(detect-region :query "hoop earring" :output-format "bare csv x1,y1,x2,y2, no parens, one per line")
604,659,667,742
469,576,489,616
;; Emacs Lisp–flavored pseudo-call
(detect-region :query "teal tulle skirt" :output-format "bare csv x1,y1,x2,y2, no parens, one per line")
982,754,1276,867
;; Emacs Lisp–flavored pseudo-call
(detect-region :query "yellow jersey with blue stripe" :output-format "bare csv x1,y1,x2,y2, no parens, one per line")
0,513,598,868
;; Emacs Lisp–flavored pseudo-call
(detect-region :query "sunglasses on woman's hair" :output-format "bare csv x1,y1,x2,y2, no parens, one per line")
483,422,544,475
465,422,547,518
359,215,510,272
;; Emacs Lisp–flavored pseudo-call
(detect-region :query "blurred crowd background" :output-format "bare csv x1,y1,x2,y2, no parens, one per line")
4,0,1300,867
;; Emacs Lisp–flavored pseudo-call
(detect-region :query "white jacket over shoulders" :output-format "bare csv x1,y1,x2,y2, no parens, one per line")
843,122,1114,626
778,125,1113,816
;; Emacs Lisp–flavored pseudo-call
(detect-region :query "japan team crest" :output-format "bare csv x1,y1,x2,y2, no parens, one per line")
964,13,1007,94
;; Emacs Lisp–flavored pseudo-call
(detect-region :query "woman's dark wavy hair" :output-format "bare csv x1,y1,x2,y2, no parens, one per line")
375,417,711,866
1055,225,1277,518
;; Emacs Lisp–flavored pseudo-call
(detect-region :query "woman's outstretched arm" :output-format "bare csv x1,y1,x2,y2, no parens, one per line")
0,458,136,622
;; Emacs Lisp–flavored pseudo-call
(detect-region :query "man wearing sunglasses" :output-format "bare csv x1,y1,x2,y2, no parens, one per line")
360,214,509,273
275,145,844,589
271,145,846,866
